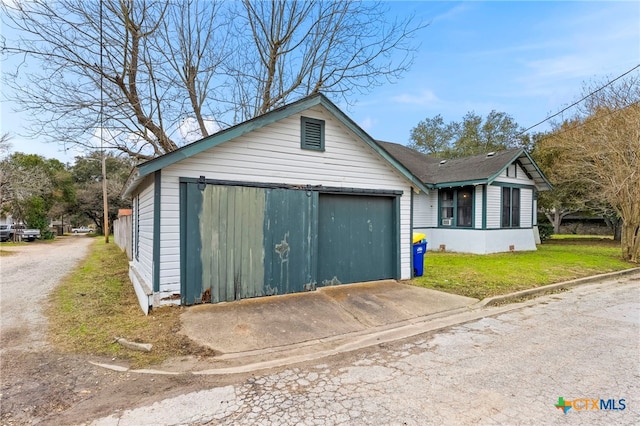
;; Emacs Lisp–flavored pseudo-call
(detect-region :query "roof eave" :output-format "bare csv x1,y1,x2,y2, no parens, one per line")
122,167,141,199
319,99,430,194
484,149,553,191
485,148,524,185
432,179,489,189
124,93,430,196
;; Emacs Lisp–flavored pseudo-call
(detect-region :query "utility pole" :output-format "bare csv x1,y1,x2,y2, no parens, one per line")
102,154,109,243
100,0,108,244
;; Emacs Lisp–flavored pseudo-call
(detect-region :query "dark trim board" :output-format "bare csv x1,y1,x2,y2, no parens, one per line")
482,185,487,229
394,195,401,280
178,177,403,196
410,191,414,278
153,171,162,292
490,182,537,190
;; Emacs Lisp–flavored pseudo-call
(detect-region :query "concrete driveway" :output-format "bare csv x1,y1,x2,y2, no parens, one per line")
180,280,477,355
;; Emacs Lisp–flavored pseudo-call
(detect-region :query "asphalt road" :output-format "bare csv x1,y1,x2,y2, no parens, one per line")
90,272,640,425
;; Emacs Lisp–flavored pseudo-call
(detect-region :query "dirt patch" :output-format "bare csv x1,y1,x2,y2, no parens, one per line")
0,350,243,425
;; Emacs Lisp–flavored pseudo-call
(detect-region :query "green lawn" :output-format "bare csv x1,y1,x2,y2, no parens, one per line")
412,238,635,300
48,236,635,366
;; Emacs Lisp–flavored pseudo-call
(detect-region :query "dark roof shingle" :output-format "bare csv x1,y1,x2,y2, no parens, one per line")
376,141,551,190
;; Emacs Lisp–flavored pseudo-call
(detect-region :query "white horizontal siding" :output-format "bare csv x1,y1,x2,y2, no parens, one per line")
486,185,502,228
399,194,411,279
156,104,416,292
413,193,430,228
164,106,409,190
474,185,483,229
520,188,533,228
138,184,155,282
413,191,437,229
495,162,536,186
130,182,155,291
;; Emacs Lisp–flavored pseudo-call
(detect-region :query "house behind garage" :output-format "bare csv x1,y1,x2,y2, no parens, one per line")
122,94,429,313
378,142,552,254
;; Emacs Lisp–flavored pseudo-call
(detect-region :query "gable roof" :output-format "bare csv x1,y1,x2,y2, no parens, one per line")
123,93,429,197
377,141,552,191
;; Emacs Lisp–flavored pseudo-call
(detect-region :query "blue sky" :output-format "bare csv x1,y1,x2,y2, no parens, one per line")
351,1,640,143
1,1,639,163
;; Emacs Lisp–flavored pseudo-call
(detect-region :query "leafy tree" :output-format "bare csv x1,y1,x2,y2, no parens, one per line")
2,0,424,161
408,115,457,158
532,127,590,234
409,110,528,158
69,152,132,234
0,152,72,237
544,74,639,262
24,196,48,236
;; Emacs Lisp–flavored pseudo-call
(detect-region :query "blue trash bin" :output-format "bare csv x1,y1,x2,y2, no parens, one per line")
413,241,427,277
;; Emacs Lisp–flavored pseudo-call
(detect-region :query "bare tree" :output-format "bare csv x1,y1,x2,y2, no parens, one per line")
0,133,12,158
2,0,230,160
228,0,423,121
2,0,424,160
546,75,640,262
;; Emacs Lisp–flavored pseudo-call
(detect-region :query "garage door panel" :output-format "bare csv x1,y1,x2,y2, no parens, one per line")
201,185,266,303
318,194,395,285
182,183,315,304
263,188,315,296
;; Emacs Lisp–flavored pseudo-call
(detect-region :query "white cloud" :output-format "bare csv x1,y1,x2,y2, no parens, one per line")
91,127,121,148
392,90,439,106
178,117,221,143
359,116,375,132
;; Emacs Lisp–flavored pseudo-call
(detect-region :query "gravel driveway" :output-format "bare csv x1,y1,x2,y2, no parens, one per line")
1,236,94,353
1,236,232,425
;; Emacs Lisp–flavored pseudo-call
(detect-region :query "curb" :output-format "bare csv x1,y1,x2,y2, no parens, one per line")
476,267,640,307
91,268,640,376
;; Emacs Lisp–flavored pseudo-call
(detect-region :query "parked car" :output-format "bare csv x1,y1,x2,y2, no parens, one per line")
72,227,93,234
0,224,41,242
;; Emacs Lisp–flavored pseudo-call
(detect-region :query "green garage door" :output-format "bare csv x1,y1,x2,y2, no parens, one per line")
181,180,399,305
317,193,397,286
180,182,315,305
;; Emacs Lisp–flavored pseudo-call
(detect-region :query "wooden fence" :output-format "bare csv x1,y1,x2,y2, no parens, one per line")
113,214,132,260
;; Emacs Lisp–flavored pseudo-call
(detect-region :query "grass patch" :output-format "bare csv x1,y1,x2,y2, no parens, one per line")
412,238,634,300
1,240,27,255
47,239,215,368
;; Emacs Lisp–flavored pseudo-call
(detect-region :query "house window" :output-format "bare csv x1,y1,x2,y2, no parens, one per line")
301,116,325,151
440,187,473,227
502,187,520,228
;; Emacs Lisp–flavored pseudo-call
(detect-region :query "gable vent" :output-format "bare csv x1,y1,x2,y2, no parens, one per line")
301,117,325,151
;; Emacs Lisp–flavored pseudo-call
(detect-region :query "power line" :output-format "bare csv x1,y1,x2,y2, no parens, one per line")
534,100,639,145
519,63,640,135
